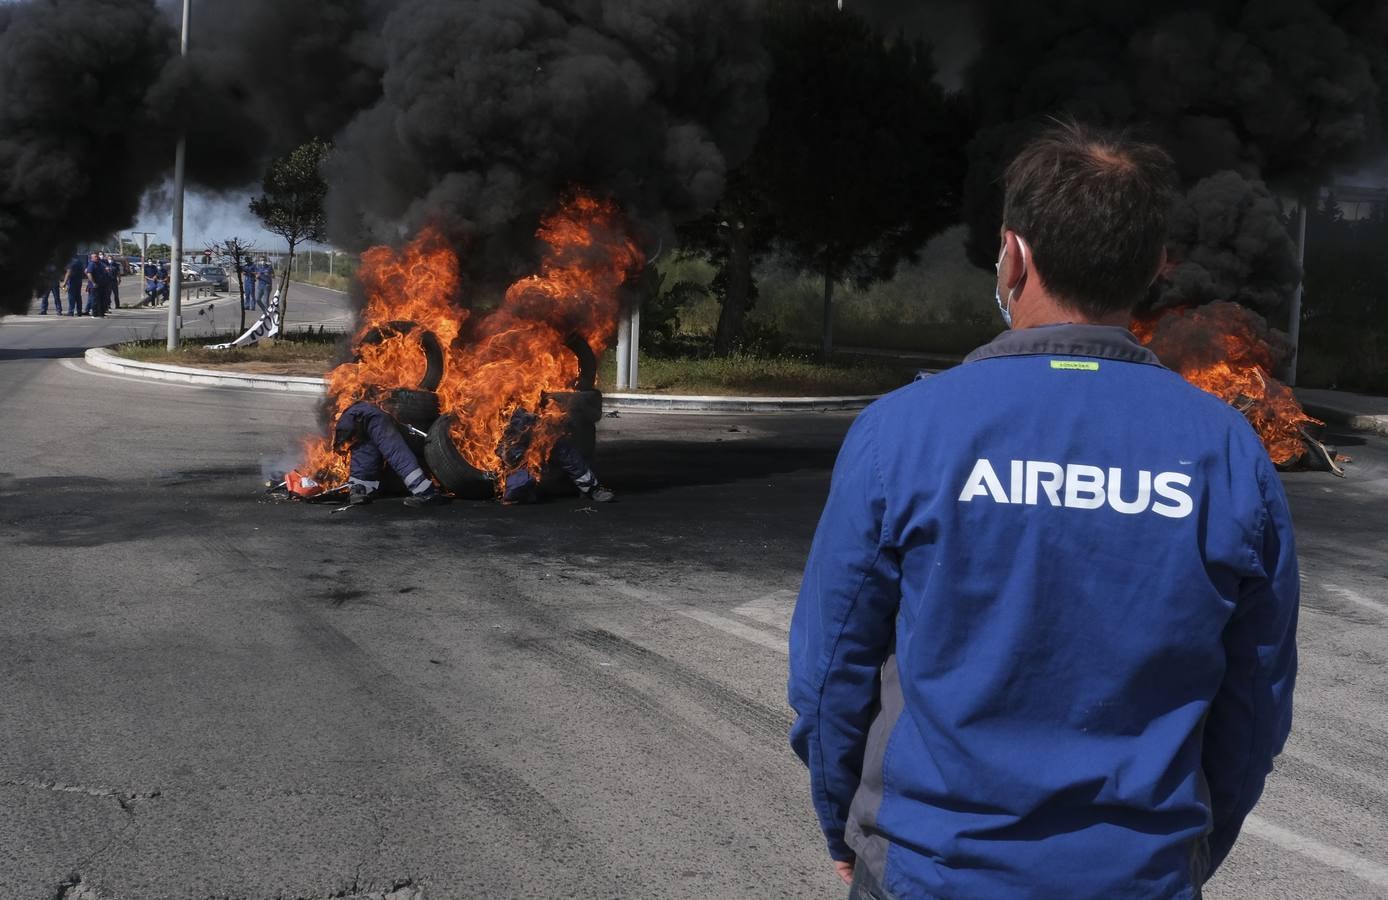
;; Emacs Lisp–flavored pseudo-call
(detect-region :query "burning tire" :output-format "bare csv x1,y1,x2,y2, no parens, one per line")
424,414,496,499
358,320,446,392
564,333,598,392
387,388,441,433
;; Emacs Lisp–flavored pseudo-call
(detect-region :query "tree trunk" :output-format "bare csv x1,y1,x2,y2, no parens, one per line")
821,261,835,361
713,224,752,357
235,258,247,333
279,243,296,334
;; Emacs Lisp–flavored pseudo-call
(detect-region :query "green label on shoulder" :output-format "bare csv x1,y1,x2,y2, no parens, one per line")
1051,360,1100,371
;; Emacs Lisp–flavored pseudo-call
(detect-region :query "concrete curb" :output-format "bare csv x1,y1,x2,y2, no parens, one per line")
1301,401,1388,437
82,348,878,411
603,392,876,412
74,349,1388,425
85,347,328,395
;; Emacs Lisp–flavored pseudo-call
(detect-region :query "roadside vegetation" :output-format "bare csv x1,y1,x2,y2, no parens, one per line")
114,328,344,376
296,269,354,293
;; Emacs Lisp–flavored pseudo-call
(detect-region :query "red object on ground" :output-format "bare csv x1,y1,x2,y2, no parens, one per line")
286,470,333,498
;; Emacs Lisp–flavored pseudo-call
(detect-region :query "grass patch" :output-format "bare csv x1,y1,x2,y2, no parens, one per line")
114,330,344,375
295,271,355,293
598,350,915,396
114,333,918,395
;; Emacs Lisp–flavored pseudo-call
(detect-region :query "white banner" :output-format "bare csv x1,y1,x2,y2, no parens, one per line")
206,290,281,350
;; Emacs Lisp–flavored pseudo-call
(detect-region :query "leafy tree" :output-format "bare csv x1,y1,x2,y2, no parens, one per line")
250,138,330,329
146,242,172,260
756,7,968,358
676,169,773,356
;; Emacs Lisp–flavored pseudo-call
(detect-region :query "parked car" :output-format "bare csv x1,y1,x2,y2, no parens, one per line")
197,265,230,292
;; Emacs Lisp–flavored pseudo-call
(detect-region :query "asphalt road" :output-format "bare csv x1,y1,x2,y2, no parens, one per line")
1,292,1386,899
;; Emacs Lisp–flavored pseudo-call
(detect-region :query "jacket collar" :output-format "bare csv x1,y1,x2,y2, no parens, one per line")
963,323,1163,367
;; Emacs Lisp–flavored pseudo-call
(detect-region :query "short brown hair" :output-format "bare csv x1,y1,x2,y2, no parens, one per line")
1003,121,1176,318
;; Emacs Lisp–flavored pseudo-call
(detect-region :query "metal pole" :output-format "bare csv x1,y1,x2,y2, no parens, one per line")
1286,200,1309,386
166,0,191,351
615,315,631,391
628,305,640,390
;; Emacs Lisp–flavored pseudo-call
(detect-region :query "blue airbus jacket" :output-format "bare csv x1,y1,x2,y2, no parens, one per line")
789,324,1298,899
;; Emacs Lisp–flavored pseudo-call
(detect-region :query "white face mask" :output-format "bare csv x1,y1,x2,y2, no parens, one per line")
994,238,1029,329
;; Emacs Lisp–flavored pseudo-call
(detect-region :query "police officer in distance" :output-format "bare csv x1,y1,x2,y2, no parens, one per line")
83,252,108,317
64,255,85,316
790,121,1298,900
105,252,122,309
248,256,273,312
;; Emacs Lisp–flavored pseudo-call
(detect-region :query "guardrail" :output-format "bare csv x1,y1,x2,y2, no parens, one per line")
140,279,216,307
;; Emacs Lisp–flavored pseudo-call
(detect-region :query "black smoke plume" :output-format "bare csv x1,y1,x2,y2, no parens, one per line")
0,0,177,314
324,0,769,289
960,0,1388,316
0,0,768,316
170,0,385,189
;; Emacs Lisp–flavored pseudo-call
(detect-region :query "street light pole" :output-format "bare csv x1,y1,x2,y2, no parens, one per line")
166,0,191,351
1286,198,1310,387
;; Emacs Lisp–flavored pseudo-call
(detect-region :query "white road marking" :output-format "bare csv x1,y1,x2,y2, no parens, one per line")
605,572,1388,886
606,580,788,654
1320,582,1388,616
1244,815,1388,887
732,590,796,632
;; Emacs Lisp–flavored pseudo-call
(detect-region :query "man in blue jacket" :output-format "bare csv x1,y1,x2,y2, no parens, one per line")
789,122,1298,900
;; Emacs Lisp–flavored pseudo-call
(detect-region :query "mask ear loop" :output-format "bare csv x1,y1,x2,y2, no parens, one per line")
1007,237,1030,317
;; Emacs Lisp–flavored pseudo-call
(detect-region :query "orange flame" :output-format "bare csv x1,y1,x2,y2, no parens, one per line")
1133,301,1319,465
296,191,640,490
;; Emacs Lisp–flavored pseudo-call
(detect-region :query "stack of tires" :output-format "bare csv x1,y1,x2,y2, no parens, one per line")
423,332,604,499
358,321,445,495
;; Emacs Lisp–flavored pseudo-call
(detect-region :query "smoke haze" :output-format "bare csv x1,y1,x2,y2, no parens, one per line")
0,0,177,309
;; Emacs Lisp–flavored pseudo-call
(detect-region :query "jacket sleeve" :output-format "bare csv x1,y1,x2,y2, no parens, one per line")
788,409,901,861
1202,457,1299,875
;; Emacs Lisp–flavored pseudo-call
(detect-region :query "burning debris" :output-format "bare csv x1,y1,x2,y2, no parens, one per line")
279,192,640,502
1133,301,1345,475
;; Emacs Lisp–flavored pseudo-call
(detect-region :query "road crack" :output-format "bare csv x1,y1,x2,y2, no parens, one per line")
1,777,161,815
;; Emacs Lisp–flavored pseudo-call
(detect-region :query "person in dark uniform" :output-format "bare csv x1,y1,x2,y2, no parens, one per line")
143,260,159,306
334,400,448,508
241,259,258,311
498,408,614,504
249,257,273,311
84,252,108,317
105,253,122,309
64,256,85,316
35,264,63,314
